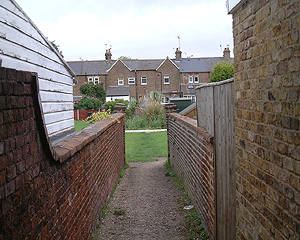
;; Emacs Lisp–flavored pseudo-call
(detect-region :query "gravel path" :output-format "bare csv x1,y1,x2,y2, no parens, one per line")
97,159,189,240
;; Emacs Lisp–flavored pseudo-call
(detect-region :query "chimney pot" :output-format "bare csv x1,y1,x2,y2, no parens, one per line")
175,48,182,60
223,47,230,60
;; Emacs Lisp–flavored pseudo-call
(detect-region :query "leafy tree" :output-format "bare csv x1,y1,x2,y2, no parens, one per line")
50,40,64,58
75,97,102,110
119,56,131,60
80,83,106,103
210,62,234,82
75,83,106,110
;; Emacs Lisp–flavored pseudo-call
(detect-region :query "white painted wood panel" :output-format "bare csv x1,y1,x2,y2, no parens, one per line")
0,23,66,66
0,7,44,43
38,79,72,94
47,119,74,135
44,110,74,125
0,0,27,21
0,0,75,142
40,91,73,102
42,103,73,114
0,38,70,76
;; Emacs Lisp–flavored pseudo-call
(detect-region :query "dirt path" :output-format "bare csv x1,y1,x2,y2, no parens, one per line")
96,159,189,240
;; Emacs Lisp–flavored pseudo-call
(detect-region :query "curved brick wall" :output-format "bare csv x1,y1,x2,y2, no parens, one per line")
0,67,125,239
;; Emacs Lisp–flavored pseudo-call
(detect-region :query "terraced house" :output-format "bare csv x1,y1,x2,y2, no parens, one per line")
67,47,233,103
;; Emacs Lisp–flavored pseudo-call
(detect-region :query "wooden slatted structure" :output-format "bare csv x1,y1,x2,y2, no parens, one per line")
0,0,75,142
196,78,236,240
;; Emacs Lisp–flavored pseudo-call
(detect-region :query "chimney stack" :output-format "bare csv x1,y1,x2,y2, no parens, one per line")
175,48,182,60
223,47,230,60
105,48,112,64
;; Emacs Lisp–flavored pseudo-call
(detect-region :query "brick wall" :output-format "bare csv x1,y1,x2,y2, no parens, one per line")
157,59,181,98
232,0,300,239
167,113,215,239
0,67,125,239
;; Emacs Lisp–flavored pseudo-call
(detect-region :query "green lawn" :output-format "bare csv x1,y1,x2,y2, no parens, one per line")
74,120,90,132
125,132,168,162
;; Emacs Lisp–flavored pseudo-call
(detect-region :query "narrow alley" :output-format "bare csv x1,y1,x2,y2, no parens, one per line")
96,159,189,240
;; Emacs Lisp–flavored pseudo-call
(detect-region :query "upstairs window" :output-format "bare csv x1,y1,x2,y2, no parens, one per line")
94,77,99,84
141,77,147,85
188,75,193,84
164,75,170,85
118,78,124,85
88,77,93,83
194,75,199,83
128,77,135,85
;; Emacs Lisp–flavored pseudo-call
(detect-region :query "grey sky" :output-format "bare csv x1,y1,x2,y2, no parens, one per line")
17,0,234,61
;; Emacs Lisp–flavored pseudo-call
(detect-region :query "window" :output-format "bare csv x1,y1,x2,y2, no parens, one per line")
188,75,193,84
141,77,147,85
88,77,93,83
118,78,124,85
94,77,99,84
164,75,170,85
194,75,199,83
128,77,135,85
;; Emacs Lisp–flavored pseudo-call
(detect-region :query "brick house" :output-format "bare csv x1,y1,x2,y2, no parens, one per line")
67,47,233,103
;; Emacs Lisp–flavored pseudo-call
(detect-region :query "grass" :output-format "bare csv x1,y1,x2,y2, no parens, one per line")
74,120,90,132
125,132,168,162
164,159,209,240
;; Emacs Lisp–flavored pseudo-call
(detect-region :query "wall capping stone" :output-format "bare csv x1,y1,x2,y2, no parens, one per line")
169,113,213,143
53,113,125,163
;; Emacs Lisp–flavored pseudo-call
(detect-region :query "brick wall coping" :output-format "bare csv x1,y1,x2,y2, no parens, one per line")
195,78,234,90
169,113,213,143
52,113,125,163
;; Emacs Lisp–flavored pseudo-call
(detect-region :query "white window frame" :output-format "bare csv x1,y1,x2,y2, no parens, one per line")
141,76,147,85
88,77,93,84
188,75,193,84
162,96,169,103
94,77,99,84
118,77,124,86
128,77,135,85
194,75,199,83
163,75,170,85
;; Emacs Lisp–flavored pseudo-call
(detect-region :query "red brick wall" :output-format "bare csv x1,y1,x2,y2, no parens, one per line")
74,109,99,120
0,67,125,240
167,113,215,239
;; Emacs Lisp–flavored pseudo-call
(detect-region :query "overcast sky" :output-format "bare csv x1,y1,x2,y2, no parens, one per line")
17,0,234,61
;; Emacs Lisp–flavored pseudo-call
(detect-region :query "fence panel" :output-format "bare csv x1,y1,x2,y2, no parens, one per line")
196,78,235,240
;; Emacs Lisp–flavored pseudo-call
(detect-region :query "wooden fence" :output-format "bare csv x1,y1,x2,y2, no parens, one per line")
195,78,235,240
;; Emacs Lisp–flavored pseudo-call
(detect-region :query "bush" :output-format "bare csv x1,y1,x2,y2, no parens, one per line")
80,83,106,103
210,62,234,82
104,99,129,112
75,97,102,110
85,110,112,124
125,116,166,130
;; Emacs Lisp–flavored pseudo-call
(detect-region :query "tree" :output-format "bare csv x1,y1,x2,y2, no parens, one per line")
75,83,106,110
118,56,131,60
50,40,64,58
210,62,234,82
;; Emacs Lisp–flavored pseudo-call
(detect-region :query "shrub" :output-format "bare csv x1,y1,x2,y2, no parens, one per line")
75,97,102,110
80,83,106,103
85,110,112,124
210,62,234,82
104,99,129,112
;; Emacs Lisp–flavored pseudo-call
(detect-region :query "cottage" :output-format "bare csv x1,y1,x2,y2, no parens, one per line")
68,48,233,103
